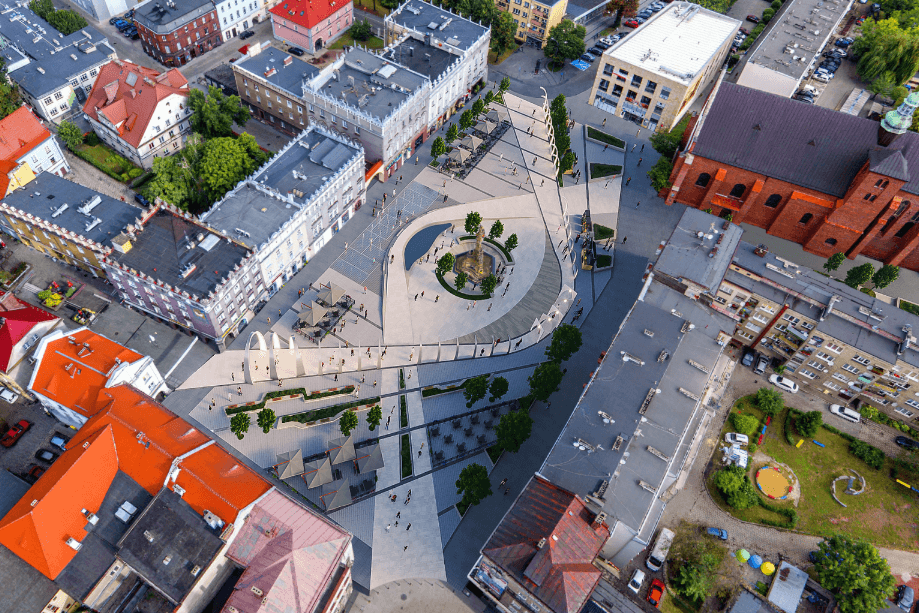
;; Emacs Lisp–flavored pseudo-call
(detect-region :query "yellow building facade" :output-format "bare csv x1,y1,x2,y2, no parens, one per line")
495,0,568,48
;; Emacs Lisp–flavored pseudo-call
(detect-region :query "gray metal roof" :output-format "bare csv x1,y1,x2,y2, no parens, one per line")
767,562,809,613
0,544,60,613
869,147,910,182
200,183,300,251
382,39,456,84
109,208,252,299
0,2,114,97
234,46,319,98
539,281,731,539
692,83,919,197
134,0,215,34
3,172,141,247
730,591,772,613
386,1,488,52
0,471,30,520
654,208,742,294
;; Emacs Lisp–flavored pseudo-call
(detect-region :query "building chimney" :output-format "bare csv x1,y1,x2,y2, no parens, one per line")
753,244,768,257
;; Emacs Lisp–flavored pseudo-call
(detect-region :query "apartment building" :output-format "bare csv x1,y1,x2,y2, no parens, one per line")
494,0,567,48
216,0,264,41
268,0,353,53
233,46,319,136
384,1,489,132
0,108,69,196
588,2,738,131
0,291,60,399
0,1,116,124
200,125,365,292
83,60,192,169
134,0,222,67
0,172,140,277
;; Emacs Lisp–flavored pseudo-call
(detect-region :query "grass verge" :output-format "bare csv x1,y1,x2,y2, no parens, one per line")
75,142,142,182
280,396,380,424
596,254,612,268
401,433,413,478
594,224,615,240
590,163,622,179
435,271,490,300
456,498,470,516
587,126,625,149
422,380,466,397
328,32,385,50
487,444,503,465
900,299,919,317
400,395,408,428
399,368,405,389
227,386,354,415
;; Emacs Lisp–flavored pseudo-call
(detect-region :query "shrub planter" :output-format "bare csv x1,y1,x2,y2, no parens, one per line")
279,398,381,428
226,386,355,415
586,127,626,151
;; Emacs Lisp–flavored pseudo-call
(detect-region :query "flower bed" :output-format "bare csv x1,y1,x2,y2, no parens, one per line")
227,386,355,415
281,395,380,424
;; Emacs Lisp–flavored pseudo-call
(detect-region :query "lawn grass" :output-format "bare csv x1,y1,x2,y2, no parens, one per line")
712,395,919,550
422,380,466,397
489,42,521,64
280,395,379,423
399,368,405,390
400,395,408,428
594,224,615,240
401,433,413,478
327,32,384,50
590,163,622,179
596,254,612,268
587,126,625,149
899,298,919,317
435,271,490,300
486,444,503,465
75,142,142,182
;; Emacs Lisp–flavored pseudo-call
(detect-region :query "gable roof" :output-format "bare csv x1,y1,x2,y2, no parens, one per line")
691,82,919,197
868,147,910,181
0,291,58,372
482,477,609,613
0,107,51,166
83,60,188,149
269,0,344,29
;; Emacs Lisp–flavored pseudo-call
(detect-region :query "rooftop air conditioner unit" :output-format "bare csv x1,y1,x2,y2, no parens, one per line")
66,537,82,551
251,587,264,597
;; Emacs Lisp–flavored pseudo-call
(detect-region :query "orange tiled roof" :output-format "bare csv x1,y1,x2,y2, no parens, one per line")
31,328,144,419
0,107,51,164
0,384,272,580
83,60,188,149
270,0,345,30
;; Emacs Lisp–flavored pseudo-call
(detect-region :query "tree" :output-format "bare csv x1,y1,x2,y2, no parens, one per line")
673,556,718,602
489,220,504,240
854,19,919,85
430,136,447,159
455,463,492,508
606,0,638,18
714,465,759,509
445,124,459,144
188,86,251,139
844,262,875,289
560,151,576,175
481,274,498,296
380,0,400,9
199,135,267,202
528,361,564,402
650,114,692,158
460,109,475,132
146,155,193,209
339,409,359,436
648,157,674,191
731,413,760,437
544,20,586,67
230,412,251,440
29,0,87,34
545,324,582,363
499,77,510,92
491,11,517,60
472,98,486,117
349,19,372,41
489,376,509,402
756,387,784,417
57,121,84,151
437,252,455,275
813,535,895,613
824,252,846,273
366,405,382,431
455,271,468,291
464,374,489,407
505,233,518,252
257,408,276,433
465,211,482,233
0,57,21,121
495,410,534,453
484,90,495,106
872,264,900,289
796,410,823,437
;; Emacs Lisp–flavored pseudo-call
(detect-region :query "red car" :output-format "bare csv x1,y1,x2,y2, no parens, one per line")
647,579,666,609
0,420,30,448
746,14,761,22
739,27,750,34
624,18,640,27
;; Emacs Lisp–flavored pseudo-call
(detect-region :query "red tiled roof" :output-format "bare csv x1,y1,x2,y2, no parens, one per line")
83,60,188,149
30,328,144,419
0,384,272,580
482,477,609,613
0,107,51,165
269,0,346,30
0,291,58,372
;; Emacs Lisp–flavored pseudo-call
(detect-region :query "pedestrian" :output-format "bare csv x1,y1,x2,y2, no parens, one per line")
396,511,401,518
504,488,510,495
334,374,338,381
231,372,235,382
636,201,641,209
351,349,355,356
626,177,631,186
421,291,424,298
435,295,439,303
374,380,377,387
631,144,636,152
480,348,485,356
541,178,545,186
576,298,581,306
238,386,242,396
499,478,507,487
603,144,608,152
414,293,418,301
391,255,395,263
407,523,412,530
404,546,409,552
418,449,422,457
267,317,271,323
546,402,551,411
623,236,627,243
602,118,607,126
408,489,412,497
395,521,399,527
386,524,391,531
637,128,641,136
641,144,645,152
637,157,643,166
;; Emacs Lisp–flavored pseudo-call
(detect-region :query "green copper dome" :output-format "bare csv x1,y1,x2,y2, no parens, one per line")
881,90,919,135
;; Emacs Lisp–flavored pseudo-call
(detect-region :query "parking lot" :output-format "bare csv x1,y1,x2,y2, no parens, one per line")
0,399,72,486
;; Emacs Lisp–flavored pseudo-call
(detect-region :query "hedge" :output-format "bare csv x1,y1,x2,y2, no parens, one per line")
435,271,490,300
400,395,408,428
422,381,466,397
401,434,413,478
280,395,380,424
226,386,354,415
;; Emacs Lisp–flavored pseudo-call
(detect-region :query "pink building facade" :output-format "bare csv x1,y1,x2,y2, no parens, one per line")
269,0,353,53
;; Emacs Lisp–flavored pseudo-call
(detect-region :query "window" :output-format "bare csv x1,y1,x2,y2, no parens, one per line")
826,342,843,354
800,369,817,380
895,222,915,238
799,213,813,224
695,173,711,188
729,184,746,198
54,92,63,100
824,381,842,391
825,237,837,246
764,194,781,208
630,75,642,87
906,398,919,409
599,79,610,92
751,313,770,324
852,355,872,366
896,406,915,418
783,314,800,325
603,64,614,76
832,372,850,383
645,80,657,93
660,87,671,100
817,351,835,363
640,95,652,106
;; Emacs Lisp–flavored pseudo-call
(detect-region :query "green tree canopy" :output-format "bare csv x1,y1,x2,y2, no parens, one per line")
529,361,564,402
460,109,475,131
650,114,691,158
379,0,400,9
673,554,718,601
464,375,489,407
714,465,759,509
606,0,638,18
349,19,372,40
872,264,900,289
455,271,468,291
481,274,498,296
648,157,674,191
472,98,486,117
230,413,251,440
796,410,823,437
455,463,492,508
844,262,875,289
560,151,576,175
437,252,456,275
489,376,509,402
505,233,518,252
340,409,359,436
489,220,504,239
491,11,517,60
465,211,482,233
0,59,21,120
731,413,759,437
824,252,846,273
544,21,586,66
756,387,784,417
58,121,84,151
495,410,534,453
814,535,895,613
366,405,382,431
430,136,447,158
854,19,919,85
199,137,260,200
484,90,496,106
189,86,252,139
499,77,511,92
546,324,582,363
446,124,459,144
29,0,87,34
146,155,193,209
257,408,276,433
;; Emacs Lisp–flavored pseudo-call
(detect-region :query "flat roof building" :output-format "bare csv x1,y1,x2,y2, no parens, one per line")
588,2,740,131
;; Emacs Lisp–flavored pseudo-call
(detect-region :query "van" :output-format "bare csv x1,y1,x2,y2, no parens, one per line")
646,528,674,572
754,356,768,375
829,404,861,424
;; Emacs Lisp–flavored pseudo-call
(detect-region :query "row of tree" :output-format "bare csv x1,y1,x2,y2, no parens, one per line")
230,407,278,438
822,253,900,290
429,84,507,163
550,94,576,178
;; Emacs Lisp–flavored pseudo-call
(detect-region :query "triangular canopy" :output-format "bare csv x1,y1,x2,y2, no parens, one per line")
275,449,304,479
476,119,498,134
458,135,482,151
448,148,470,163
485,108,508,123
298,302,327,326
328,435,355,465
356,444,384,473
317,284,347,306
321,478,352,511
302,457,333,488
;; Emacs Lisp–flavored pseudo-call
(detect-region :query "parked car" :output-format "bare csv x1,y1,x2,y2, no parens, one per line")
134,193,150,206
625,18,640,27
725,433,749,445
793,95,816,104
834,37,853,47
0,387,18,403
288,47,305,56
647,579,665,608
828,404,860,423
754,356,768,375
24,465,45,484
812,72,833,83
897,586,914,612
579,53,596,63
628,569,646,594
109,16,120,24
240,30,255,39
769,374,799,393
739,27,750,34
638,9,653,18
0,420,30,447
35,449,58,463
50,433,68,451
896,436,919,450
746,14,761,22
706,527,728,540
634,16,646,23
741,348,756,367
595,41,611,50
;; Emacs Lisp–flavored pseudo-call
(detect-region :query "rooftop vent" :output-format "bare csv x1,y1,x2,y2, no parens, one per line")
191,565,202,576
251,587,264,597
163,555,172,565
66,537,82,551
144,530,155,543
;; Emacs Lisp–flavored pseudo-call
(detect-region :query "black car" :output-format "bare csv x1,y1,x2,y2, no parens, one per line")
240,30,255,39
741,349,757,367
595,40,611,50
792,95,815,104
288,47,305,56
589,46,604,56
35,449,58,463
896,436,919,450
109,16,119,24
134,193,150,206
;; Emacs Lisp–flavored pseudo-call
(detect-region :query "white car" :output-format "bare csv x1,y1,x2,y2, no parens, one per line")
829,404,861,423
628,569,646,594
725,433,750,445
0,387,18,403
769,374,799,393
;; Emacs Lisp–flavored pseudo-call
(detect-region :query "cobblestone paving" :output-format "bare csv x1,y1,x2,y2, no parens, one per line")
62,150,137,202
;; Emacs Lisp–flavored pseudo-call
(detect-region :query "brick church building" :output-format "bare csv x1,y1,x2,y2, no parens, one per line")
665,80,919,272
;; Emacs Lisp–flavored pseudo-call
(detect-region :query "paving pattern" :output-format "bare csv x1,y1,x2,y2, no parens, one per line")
438,508,463,548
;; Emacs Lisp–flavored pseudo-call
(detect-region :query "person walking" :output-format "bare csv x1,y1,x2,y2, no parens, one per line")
435,295,439,303
637,157,643,166
499,478,507,487
406,523,412,530
636,201,641,209
504,488,510,495
386,524,391,531
626,177,631,186
396,511,401,518
631,144,636,152
414,294,418,301
404,546,409,552
623,236,628,243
